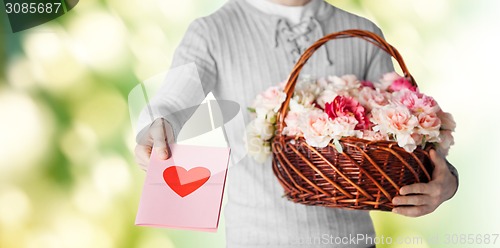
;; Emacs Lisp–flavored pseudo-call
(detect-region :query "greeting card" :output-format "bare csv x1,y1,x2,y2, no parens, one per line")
135,144,230,232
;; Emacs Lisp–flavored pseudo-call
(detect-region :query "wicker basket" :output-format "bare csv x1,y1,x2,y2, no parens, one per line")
272,29,434,211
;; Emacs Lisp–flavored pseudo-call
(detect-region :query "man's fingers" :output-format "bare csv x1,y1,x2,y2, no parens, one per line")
392,195,431,206
392,150,454,217
135,145,152,171
392,205,433,217
400,183,430,195
134,118,172,172
154,146,171,160
151,119,167,147
151,119,171,160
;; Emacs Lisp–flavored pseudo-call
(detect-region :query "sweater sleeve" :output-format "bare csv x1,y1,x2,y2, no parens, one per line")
135,19,218,142
446,159,460,197
364,26,394,83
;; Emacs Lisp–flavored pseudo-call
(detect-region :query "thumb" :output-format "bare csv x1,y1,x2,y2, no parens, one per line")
150,119,171,160
430,149,447,176
154,145,171,160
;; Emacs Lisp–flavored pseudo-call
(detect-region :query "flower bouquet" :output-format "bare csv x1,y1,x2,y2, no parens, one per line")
245,29,456,210
246,73,455,163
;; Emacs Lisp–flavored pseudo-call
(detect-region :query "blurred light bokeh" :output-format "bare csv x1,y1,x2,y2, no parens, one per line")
1,0,499,247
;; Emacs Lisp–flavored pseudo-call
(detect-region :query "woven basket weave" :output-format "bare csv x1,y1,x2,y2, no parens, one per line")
272,29,434,211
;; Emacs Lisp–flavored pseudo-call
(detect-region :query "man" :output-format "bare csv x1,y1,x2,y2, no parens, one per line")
135,0,458,247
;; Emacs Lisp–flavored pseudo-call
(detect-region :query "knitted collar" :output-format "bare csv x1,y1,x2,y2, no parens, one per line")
235,0,335,65
244,0,318,24
235,0,335,22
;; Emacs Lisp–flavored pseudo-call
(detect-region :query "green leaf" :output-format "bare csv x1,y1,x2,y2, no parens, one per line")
247,107,256,113
269,115,277,124
333,139,344,153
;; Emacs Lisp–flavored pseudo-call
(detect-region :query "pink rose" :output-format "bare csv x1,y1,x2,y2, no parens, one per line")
379,72,403,90
361,80,375,89
362,130,389,141
300,110,333,147
437,110,456,131
245,134,272,163
325,96,370,130
417,113,441,140
330,115,361,140
246,118,275,141
295,77,321,96
317,77,330,89
418,94,440,114
328,75,361,91
389,77,418,92
316,89,337,109
397,133,418,152
371,104,420,152
379,72,417,92
372,104,418,135
393,90,440,114
292,90,316,107
253,86,287,115
358,87,389,111
282,111,303,136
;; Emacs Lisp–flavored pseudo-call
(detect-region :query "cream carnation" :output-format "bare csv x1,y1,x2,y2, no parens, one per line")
330,116,362,140
253,86,286,115
245,135,272,163
328,74,361,91
417,112,441,141
246,118,275,141
300,110,333,148
282,111,303,136
358,87,389,110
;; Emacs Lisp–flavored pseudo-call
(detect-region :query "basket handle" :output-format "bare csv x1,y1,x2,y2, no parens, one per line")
277,29,416,131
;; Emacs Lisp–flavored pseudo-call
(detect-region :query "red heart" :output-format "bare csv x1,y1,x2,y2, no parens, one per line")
163,166,211,197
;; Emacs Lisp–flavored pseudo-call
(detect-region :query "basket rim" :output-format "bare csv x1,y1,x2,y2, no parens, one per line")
277,29,416,133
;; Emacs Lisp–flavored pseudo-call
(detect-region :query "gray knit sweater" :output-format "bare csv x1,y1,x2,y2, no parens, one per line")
162,0,393,247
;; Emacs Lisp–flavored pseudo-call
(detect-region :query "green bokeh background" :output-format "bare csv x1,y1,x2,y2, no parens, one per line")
1,0,499,247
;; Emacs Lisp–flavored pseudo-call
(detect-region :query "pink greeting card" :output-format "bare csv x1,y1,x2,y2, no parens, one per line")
135,144,230,232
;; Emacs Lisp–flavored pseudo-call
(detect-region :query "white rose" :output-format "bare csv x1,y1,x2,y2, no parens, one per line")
362,130,389,141
296,76,321,96
247,118,275,141
300,110,333,148
282,110,303,136
289,98,306,112
328,74,361,91
330,116,361,140
293,90,316,107
253,86,287,114
396,133,417,153
245,134,272,163
358,87,389,110
379,72,403,91
316,89,338,109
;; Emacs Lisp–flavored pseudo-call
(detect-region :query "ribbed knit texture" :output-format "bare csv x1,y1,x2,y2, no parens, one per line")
162,1,394,247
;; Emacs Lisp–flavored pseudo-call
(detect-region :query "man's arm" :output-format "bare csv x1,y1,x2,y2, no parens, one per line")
392,150,459,217
134,18,218,170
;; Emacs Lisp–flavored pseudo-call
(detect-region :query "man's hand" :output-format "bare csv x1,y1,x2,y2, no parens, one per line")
134,118,172,171
392,149,458,217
